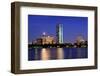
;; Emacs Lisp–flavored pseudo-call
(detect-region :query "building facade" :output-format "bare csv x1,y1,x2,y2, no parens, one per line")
56,24,63,44
76,36,85,45
35,33,56,44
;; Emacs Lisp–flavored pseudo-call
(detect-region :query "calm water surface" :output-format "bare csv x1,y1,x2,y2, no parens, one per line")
28,48,88,61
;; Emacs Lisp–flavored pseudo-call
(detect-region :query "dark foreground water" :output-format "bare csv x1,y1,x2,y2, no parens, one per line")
28,48,88,61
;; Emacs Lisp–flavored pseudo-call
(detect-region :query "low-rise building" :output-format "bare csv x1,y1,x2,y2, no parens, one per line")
34,32,56,44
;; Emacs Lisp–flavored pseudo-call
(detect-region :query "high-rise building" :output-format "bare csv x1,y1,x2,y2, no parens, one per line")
56,24,63,44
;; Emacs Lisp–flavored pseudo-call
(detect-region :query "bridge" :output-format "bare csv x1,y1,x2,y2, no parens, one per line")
28,44,73,48
28,43,86,48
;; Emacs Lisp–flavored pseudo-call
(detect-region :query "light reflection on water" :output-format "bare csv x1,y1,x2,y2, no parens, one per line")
57,48,64,59
28,48,88,61
41,48,50,60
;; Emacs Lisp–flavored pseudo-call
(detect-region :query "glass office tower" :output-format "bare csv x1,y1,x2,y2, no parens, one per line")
56,24,63,44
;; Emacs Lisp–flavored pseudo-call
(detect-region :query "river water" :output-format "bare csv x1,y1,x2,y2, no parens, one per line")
28,48,88,61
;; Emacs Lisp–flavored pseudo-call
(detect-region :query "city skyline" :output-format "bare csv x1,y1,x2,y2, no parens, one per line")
28,15,88,43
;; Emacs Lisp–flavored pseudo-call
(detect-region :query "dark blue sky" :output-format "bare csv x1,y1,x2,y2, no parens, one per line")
28,15,88,43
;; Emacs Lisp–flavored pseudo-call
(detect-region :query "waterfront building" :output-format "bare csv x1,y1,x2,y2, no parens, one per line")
36,38,42,44
76,36,85,45
56,24,63,44
36,32,56,44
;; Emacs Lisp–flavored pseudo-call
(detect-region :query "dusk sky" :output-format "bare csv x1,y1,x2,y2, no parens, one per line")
28,15,88,43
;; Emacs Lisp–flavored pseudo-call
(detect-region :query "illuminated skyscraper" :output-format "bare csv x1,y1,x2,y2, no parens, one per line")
56,24,63,44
